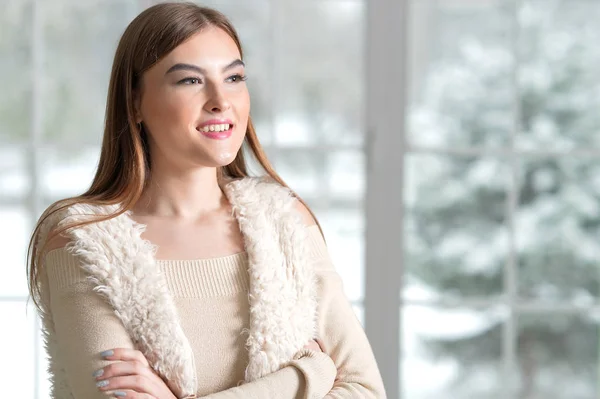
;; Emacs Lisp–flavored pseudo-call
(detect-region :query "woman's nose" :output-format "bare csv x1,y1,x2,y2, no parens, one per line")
204,85,231,113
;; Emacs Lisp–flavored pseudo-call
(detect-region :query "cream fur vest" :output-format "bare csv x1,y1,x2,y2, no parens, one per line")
39,177,318,398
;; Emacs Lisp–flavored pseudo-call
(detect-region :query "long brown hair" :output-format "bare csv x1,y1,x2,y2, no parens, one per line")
27,2,321,310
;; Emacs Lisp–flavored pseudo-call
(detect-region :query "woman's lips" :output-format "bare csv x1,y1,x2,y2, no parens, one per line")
196,123,234,140
198,127,233,140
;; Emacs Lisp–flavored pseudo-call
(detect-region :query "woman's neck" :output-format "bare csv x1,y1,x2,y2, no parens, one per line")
133,166,227,220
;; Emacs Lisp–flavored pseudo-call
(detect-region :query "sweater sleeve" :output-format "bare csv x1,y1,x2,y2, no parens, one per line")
38,255,75,399
307,227,388,398
200,350,336,399
42,249,140,399
42,248,338,399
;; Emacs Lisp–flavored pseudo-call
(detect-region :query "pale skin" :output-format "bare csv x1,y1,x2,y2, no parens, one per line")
47,26,324,399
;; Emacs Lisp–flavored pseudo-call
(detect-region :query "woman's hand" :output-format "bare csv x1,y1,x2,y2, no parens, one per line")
303,338,324,353
93,348,177,399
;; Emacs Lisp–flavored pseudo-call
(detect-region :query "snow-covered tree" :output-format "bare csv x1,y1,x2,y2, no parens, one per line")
406,1,600,397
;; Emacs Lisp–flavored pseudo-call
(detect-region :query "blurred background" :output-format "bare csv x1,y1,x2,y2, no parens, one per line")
1,0,600,397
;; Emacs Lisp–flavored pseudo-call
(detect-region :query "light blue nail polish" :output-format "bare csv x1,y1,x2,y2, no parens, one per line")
92,369,104,378
100,349,114,357
113,392,127,397
96,380,109,388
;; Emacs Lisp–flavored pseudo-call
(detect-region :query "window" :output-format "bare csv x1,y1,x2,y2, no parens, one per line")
366,0,600,397
5,0,595,397
0,0,366,396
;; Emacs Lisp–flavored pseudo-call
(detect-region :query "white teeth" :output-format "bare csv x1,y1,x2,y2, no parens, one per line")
200,124,231,132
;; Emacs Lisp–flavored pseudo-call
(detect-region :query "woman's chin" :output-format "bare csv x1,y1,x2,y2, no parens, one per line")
188,147,241,168
210,151,238,167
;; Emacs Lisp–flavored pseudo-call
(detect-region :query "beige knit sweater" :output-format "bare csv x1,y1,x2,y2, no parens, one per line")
41,225,386,398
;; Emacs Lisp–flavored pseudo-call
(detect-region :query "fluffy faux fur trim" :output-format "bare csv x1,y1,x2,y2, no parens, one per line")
56,203,198,397
39,177,317,397
224,177,318,381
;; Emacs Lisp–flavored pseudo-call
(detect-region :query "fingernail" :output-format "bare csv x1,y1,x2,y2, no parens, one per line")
114,392,127,397
100,350,114,357
92,369,104,378
96,380,109,388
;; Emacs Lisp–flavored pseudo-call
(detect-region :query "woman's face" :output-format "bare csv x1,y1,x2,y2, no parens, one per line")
135,27,250,170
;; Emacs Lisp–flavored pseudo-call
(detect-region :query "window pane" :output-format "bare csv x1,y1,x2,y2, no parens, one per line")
0,301,35,397
40,146,99,198
0,146,30,198
401,305,504,399
0,207,30,297
407,0,514,148
327,150,365,199
516,312,597,398
0,0,32,143
318,207,364,302
517,157,600,303
517,0,600,150
274,149,322,198
404,155,509,300
274,2,364,146
41,0,135,145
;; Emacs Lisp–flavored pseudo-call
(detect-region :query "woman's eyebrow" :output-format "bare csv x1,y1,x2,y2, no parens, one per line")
165,59,245,75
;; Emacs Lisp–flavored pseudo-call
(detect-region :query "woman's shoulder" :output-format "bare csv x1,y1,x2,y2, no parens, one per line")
37,200,120,252
294,200,318,228
45,233,71,253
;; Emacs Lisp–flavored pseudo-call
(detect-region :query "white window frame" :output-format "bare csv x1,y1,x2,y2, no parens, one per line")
365,0,406,396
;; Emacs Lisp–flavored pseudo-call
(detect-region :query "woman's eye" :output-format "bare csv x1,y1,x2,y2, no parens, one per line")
226,74,247,83
179,77,202,85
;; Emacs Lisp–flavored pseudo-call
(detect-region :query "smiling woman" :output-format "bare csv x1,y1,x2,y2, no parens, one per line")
26,2,385,399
